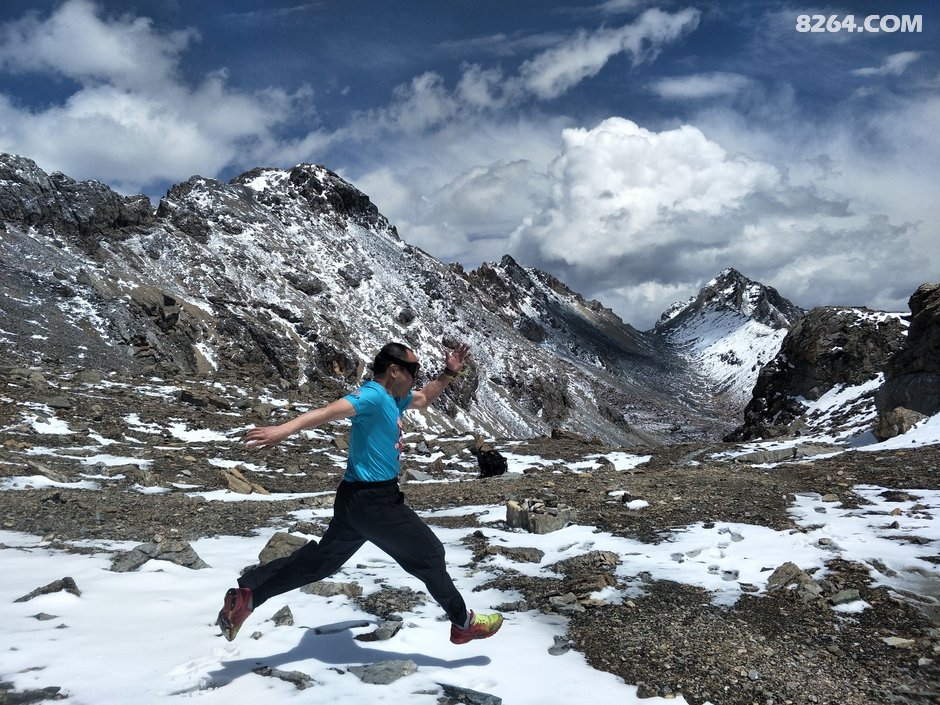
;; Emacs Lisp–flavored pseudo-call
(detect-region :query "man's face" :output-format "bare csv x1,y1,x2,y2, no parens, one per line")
392,350,420,397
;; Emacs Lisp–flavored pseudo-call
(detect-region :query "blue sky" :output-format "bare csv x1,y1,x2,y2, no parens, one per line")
0,0,936,328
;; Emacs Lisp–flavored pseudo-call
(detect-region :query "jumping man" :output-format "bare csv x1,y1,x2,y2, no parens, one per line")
216,342,503,645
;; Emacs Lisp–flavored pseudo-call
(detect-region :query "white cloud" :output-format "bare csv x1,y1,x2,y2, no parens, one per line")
349,119,564,261
519,8,700,99
650,72,753,100
504,116,926,328
598,0,647,13
304,8,700,149
0,0,195,90
509,118,779,265
853,51,922,77
0,0,310,194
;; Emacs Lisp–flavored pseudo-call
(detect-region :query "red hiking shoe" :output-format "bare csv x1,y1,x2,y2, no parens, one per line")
450,610,503,645
217,587,253,641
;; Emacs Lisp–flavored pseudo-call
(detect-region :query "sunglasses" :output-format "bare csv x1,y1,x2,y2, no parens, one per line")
381,352,420,378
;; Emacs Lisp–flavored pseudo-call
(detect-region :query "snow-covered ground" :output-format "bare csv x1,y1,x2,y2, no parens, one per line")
1,407,939,704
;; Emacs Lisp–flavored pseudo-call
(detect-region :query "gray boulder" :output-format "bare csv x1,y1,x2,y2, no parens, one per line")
15,577,81,602
874,407,927,441
876,283,940,433
111,540,209,572
258,532,309,564
348,659,417,685
438,682,503,704
506,498,577,534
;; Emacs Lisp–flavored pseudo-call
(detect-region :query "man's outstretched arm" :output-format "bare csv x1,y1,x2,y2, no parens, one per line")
244,398,356,449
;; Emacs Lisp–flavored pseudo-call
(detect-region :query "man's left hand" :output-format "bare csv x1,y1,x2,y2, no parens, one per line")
445,343,470,373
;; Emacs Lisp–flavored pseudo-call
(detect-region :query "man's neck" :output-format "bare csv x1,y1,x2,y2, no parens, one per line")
374,375,396,397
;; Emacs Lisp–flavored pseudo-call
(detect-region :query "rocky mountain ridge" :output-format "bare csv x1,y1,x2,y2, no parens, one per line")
728,282,940,446
1,153,791,446
4,152,930,451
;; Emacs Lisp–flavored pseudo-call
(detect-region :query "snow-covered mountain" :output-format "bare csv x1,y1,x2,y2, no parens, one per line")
654,268,804,404
0,154,799,444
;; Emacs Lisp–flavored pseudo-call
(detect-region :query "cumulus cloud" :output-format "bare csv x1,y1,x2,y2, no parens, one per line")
506,117,924,328
0,0,310,195
0,0,196,89
509,118,779,264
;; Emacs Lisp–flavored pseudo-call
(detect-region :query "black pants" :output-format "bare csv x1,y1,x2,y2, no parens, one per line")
237,479,469,626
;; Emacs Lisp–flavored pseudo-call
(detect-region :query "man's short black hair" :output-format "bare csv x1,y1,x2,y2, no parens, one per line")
372,342,413,375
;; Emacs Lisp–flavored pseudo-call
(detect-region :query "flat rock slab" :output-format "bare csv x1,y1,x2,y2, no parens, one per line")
348,659,417,684
15,576,80,602
438,682,503,704
110,540,209,572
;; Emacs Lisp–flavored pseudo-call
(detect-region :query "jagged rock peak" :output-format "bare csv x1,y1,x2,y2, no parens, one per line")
473,255,620,319
0,153,153,243
876,282,940,420
153,162,395,240
657,267,804,331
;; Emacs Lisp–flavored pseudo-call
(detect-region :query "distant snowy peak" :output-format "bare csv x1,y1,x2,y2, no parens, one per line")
658,268,804,332
655,268,805,404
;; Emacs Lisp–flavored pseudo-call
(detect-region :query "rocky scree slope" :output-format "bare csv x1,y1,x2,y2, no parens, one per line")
2,153,756,445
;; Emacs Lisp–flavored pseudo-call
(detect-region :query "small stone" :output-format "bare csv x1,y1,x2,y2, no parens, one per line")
301,580,362,598
883,636,916,648
258,532,309,565
437,683,503,705
15,577,81,602
548,635,574,655
271,605,294,626
355,618,404,642
829,589,861,606
253,666,315,689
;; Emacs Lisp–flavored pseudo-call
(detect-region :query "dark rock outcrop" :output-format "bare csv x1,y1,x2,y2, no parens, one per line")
728,307,907,441
875,283,940,431
0,154,153,255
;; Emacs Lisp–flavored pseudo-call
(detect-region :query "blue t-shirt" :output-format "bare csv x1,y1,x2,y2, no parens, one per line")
342,381,413,482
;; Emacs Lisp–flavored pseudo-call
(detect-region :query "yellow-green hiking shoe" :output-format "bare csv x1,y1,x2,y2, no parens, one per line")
450,610,503,644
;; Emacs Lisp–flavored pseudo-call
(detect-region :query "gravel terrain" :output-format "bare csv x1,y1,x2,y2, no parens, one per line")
1,366,938,705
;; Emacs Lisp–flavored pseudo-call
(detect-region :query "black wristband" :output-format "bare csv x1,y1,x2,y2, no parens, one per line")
441,368,458,379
